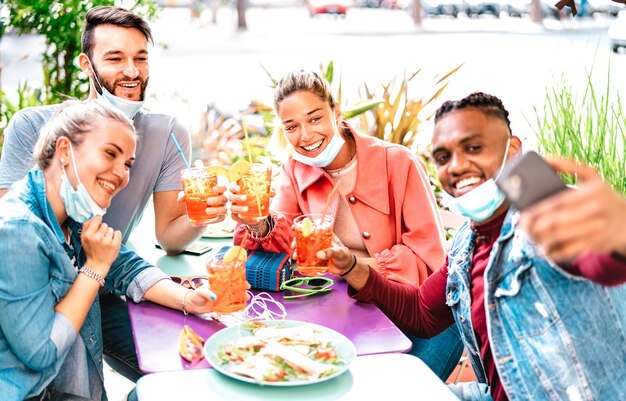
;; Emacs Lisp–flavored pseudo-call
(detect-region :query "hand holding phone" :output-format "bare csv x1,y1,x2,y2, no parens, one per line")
496,151,567,211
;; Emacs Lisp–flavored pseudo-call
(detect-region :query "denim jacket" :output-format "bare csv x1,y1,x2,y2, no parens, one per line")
0,170,167,400
445,209,626,401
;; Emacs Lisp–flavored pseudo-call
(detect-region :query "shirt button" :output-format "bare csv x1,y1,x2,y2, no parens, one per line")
362,232,371,239
348,195,356,203
460,316,466,323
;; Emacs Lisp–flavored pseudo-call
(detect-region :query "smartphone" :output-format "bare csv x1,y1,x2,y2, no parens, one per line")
496,151,567,211
155,242,213,256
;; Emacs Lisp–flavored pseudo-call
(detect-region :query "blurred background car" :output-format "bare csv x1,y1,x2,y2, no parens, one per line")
587,0,622,17
307,0,351,16
501,0,527,17
500,0,574,19
422,0,468,17
609,10,626,53
465,0,501,17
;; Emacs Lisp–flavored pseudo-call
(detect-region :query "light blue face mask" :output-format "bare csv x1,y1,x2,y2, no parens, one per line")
441,137,511,223
291,133,346,168
88,59,144,119
60,143,107,223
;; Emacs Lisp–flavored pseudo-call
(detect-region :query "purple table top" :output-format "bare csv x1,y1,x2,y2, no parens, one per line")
128,278,411,374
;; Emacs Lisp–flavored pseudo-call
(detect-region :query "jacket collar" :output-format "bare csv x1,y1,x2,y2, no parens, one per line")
290,122,390,214
26,169,70,245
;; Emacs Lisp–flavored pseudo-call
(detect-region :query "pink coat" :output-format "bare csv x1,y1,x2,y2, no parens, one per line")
235,124,446,287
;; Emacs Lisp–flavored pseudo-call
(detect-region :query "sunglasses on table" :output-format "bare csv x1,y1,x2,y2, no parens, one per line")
279,276,334,299
170,275,209,289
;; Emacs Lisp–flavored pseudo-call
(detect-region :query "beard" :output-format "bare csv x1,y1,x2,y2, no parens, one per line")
92,64,149,101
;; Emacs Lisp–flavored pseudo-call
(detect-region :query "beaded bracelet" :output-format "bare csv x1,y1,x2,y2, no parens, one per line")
340,255,358,277
78,266,106,287
248,217,273,240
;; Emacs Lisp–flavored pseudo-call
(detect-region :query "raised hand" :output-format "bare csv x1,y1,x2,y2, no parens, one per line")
519,157,626,262
80,216,122,277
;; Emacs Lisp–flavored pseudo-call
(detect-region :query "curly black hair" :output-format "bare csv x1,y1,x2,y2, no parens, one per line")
434,92,512,135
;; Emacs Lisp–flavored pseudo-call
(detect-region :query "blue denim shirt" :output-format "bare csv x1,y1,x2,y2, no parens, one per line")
0,170,168,400
446,209,626,401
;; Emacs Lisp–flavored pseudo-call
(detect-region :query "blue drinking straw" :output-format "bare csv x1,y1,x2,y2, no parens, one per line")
170,132,192,170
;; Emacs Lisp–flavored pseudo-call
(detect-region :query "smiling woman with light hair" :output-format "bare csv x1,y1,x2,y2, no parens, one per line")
0,100,218,401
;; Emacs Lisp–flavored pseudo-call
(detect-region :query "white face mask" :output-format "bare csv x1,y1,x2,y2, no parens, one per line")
88,59,144,119
291,133,346,168
441,137,511,223
59,143,107,223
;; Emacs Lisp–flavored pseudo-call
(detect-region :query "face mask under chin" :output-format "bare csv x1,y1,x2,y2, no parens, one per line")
291,133,346,168
87,59,144,119
59,143,107,224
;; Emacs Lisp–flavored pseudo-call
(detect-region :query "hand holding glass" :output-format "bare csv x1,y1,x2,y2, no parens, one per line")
293,214,334,276
205,250,248,315
181,167,218,224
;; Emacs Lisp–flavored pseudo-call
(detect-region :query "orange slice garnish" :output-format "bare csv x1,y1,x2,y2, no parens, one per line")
223,246,248,263
229,160,251,183
301,217,313,237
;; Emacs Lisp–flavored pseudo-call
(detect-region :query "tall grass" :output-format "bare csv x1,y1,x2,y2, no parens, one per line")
531,70,626,195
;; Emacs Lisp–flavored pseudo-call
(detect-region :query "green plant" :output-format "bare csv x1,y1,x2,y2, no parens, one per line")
4,0,157,104
351,64,463,154
0,82,42,155
531,69,626,194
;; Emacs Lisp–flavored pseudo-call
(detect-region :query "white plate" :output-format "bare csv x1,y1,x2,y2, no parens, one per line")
204,320,356,386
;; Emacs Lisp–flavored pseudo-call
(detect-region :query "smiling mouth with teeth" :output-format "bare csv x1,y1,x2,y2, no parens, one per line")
455,176,481,190
98,179,116,192
302,139,323,152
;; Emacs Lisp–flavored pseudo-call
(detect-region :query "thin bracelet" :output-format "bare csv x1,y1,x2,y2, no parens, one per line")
78,266,105,287
182,289,194,316
340,255,358,277
248,217,273,240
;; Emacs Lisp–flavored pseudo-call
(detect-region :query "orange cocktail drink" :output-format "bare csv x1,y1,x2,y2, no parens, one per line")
181,167,218,224
236,163,271,221
206,247,248,315
293,214,334,276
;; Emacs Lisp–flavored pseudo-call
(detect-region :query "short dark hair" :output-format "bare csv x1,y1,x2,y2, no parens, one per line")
81,6,153,59
435,92,512,135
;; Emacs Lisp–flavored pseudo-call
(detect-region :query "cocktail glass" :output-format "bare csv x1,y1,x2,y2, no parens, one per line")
181,167,218,224
236,163,272,221
205,255,248,315
293,214,335,276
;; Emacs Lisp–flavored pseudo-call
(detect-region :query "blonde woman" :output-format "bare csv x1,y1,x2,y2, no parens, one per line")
0,101,216,401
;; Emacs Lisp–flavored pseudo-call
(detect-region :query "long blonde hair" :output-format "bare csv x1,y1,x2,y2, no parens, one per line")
33,100,134,169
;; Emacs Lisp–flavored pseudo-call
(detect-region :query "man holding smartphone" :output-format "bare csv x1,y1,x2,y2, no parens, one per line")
519,157,626,270
322,92,626,401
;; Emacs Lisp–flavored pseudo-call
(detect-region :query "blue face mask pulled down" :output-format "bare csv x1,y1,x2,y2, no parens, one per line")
441,137,511,223
88,59,143,119
291,133,346,168
60,143,107,223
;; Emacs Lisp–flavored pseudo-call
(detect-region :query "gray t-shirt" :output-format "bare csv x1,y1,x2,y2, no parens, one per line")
0,104,191,244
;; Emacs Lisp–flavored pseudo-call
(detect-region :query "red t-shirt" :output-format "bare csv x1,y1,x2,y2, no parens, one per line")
353,212,626,401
